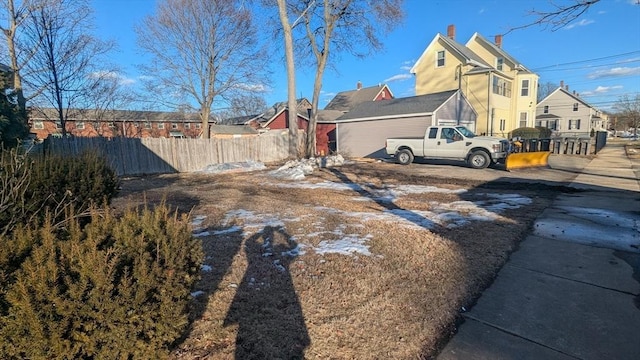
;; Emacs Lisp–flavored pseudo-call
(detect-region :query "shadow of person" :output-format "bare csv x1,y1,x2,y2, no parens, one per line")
224,225,310,359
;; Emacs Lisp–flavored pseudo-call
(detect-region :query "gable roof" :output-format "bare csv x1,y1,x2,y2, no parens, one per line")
410,33,491,74
324,84,393,111
468,33,533,73
539,87,598,109
210,124,257,135
326,90,459,122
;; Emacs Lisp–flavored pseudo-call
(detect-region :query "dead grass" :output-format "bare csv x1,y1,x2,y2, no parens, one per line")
112,162,557,359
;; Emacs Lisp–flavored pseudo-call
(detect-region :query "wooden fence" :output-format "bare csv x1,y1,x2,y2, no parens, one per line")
37,131,303,176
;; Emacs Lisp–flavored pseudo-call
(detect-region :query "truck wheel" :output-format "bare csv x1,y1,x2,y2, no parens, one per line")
468,150,490,169
395,149,414,165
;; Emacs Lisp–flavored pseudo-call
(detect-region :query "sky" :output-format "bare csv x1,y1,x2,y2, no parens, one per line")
91,0,640,113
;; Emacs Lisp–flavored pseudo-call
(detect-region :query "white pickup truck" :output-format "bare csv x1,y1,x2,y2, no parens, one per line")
385,125,509,169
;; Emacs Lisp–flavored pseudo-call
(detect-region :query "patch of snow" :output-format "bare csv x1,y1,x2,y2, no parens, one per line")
199,160,266,174
201,264,212,272
191,290,205,297
314,234,373,256
268,155,345,180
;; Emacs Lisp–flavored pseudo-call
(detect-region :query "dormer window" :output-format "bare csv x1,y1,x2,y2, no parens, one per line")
436,50,445,67
496,57,504,71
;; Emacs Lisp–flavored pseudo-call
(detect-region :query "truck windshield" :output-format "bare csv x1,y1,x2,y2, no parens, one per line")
455,126,475,138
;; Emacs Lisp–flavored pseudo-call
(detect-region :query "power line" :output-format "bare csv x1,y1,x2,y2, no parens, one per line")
531,50,640,71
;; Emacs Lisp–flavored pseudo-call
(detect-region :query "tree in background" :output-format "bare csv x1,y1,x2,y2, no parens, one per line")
289,0,403,157
537,81,558,102
613,94,640,137
0,0,48,115
25,0,113,137
506,0,602,33
0,69,28,148
136,0,270,139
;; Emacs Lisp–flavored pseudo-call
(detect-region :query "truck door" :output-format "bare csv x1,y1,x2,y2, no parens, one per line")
436,127,467,159
422,127,440,156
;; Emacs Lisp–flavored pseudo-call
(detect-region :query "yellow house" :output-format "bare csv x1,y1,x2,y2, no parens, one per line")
411,25,538,137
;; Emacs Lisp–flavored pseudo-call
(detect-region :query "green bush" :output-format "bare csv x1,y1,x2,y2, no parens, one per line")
510,127,552,139
0,149,119,237
0,204,204,359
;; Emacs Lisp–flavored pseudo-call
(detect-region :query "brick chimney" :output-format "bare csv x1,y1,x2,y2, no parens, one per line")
356,81,362,90
494,34,502,48
447,24,455,40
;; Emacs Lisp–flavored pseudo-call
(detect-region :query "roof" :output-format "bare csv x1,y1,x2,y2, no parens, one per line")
210,124,257,135
30,108,202,122
331,90,458,122
324,84,392,112
468,33,533,74
536,113,562,119
316,109,345,122
410,34,491,74
539,87,599,110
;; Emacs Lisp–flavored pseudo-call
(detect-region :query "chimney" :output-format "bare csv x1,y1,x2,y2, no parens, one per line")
447,24,455,40
356,81,362,90
560,80,564,89
565,85,569,91
494,34,502,48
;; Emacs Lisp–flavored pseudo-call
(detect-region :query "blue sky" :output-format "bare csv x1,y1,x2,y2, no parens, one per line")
92,0,640,112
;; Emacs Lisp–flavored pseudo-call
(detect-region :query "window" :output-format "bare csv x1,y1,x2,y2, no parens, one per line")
93,122,100,129
519,112,528,128
76,122,85,130
535,119,557,130
499,119,506,131
157,123,165,129
436,50,445,67
521,79,529,97
195,123,202,129
171,122,178,129
496,57,504,71
108,122,115,128
428,128,438,139
184,123,191,129
569,119,581,130
543,105,549,114
144,122,151,129
55,121,62,129
573,103,579,111
492,76,512,97
33,121,44,129
134,122,140,127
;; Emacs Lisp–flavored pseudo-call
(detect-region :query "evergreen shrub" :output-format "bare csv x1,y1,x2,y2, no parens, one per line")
510,126,552,139
0,204,204,359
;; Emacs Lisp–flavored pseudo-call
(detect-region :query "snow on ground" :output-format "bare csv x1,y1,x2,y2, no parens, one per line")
190,183,531,259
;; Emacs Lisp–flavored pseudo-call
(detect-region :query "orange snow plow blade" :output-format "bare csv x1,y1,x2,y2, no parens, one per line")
505,151,550,170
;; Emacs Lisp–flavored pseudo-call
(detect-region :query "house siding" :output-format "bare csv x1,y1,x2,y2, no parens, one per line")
336,116,433,158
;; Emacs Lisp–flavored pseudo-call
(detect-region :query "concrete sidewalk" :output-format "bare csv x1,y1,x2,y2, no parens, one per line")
437,142,640,360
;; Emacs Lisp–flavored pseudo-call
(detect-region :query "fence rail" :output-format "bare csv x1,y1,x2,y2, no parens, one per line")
37,131,302,176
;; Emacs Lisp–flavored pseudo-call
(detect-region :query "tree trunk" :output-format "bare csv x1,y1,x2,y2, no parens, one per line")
276,0,300,159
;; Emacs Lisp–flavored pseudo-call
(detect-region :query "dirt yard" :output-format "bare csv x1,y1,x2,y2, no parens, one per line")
112,160,573,359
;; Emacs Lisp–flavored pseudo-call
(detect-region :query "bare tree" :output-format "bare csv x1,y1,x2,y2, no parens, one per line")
229,94,267,117
294,0,403,157
0,0,48,114
136,0,270,139
613,94,640,137
506,0,602,34
537,81,558,102
274,0,303,156
25,0,112,136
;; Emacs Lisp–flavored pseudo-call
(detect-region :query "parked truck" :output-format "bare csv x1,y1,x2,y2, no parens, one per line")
385,125,509,169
